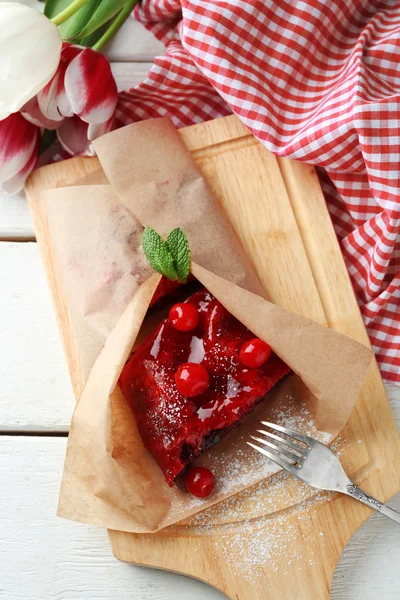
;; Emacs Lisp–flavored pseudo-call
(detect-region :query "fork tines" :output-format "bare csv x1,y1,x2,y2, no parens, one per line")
247,421,310,472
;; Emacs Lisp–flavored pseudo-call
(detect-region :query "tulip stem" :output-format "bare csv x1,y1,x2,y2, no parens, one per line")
51,0,91,26
92,0,139,52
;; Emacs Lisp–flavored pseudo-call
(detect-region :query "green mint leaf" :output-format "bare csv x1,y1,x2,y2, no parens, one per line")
142,227,178,281
166,228,191,283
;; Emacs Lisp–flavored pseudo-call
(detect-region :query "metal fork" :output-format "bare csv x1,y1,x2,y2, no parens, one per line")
248,421,400,524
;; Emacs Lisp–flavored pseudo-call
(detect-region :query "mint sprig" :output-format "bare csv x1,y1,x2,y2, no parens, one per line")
142,227,191,282
166,228,191,283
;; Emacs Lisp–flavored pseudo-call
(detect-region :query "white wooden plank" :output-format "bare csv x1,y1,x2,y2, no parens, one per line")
111,61,153,92
105,17,165,62
1,242,400,434
386,383,400,423
0,243,75,431
1,435,399,600
332,492,400,600
0,63,153,240
0,190,34,240
0,436,224,600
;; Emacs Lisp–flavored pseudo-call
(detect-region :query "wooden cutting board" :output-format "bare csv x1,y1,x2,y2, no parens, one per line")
26,115,400,600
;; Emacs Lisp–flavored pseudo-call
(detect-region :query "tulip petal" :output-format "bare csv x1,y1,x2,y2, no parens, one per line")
1,139,39,194
87,116,115,142
64,48,118,124
0,3,62,120
22,96,63,130
0,113,40,182
57,115,95,156
38,44,82,121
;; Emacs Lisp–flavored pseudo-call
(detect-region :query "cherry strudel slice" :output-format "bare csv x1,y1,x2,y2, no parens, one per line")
119,288,290,486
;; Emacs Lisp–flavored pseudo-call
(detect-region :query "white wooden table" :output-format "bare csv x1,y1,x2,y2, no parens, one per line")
1,10,400,600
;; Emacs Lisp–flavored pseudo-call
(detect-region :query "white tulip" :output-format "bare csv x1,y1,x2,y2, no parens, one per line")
0,2,62,120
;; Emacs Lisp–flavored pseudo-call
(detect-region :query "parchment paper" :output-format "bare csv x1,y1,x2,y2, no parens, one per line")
36,118,372,533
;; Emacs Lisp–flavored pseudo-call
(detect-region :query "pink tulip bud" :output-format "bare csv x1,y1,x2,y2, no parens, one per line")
0,113,40,194
56,114,115,156
38,44,118,127
38,44,82,122
64,48,118,124
36,43,118,158
57,115,93,156
0,44,119,193
21,96,62,130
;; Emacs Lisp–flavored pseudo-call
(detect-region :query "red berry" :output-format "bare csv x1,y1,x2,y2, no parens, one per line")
169,302,199,332
239,338,271,368
174,363,210,397
185,466,215,498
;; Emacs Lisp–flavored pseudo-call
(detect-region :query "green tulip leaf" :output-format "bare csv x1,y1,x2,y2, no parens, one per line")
45,0,101,40
78,21,111,47
77,0,126,39
44,0,72,19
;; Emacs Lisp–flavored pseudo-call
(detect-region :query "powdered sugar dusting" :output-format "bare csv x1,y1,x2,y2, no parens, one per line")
177,394,349,579
202,394,334,499
174,428,346,522
188,483,336,579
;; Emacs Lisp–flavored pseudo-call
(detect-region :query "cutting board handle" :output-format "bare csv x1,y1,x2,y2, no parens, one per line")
110,521,348,600
216,545,335,600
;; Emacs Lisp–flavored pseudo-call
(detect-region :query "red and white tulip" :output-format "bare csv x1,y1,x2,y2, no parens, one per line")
0,43,118,191
37,44,82,123
0,2,121,193
0,113,40,194
37,45,118,154
64,48,118,125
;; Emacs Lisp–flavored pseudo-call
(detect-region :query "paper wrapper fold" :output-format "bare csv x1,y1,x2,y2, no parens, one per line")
36,118,372,533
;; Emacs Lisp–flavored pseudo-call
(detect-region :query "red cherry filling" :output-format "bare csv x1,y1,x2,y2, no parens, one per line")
185,466,215,498
150,277,184,307
175,363,210,397
239,338,271,368
119,289,290,486
169,302,199,332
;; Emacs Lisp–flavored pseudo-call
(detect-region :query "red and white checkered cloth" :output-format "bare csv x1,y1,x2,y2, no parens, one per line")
116,0,400,383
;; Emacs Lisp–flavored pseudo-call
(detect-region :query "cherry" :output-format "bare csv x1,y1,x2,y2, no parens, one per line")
169,302,199,332
185,466,215,498
174,363,210,397
239,338,271,368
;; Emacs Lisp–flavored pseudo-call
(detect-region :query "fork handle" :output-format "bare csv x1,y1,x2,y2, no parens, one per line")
345,484,400,524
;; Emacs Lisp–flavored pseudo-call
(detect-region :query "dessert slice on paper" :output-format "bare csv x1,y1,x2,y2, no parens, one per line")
120,288,290,485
